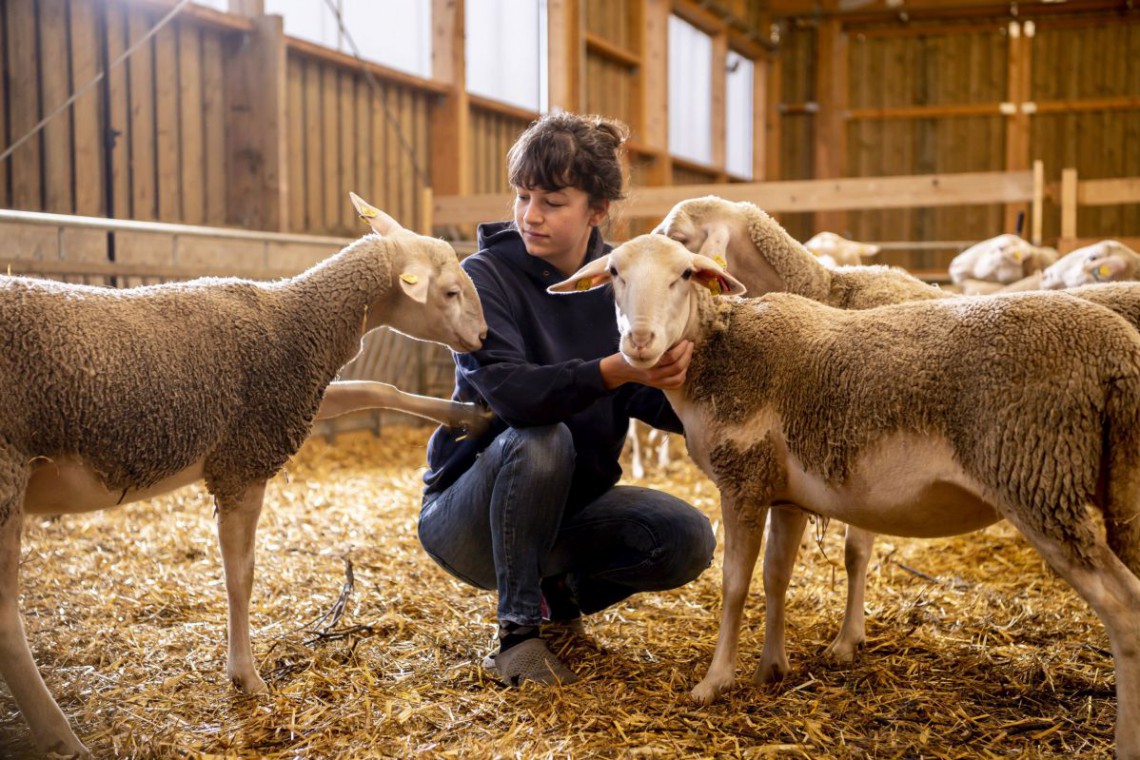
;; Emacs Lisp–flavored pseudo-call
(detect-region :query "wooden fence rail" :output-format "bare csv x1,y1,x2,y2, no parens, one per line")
1059,169,1140,254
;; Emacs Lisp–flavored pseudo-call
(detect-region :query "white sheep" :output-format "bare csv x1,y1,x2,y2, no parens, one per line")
802,231,881,269
552,233,1140,758
1,193,487,758
948,233,1058,294
1040,240,1140,290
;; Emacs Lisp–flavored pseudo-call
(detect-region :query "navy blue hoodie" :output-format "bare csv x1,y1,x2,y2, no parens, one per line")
423,222,683,509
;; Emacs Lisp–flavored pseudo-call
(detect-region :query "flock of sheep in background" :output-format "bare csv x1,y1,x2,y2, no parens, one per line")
4,190,1140,759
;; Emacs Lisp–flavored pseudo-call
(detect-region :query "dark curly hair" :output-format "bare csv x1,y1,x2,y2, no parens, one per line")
507,112,629,208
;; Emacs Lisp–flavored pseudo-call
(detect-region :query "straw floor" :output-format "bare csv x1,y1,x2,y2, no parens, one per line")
0,425,1117,759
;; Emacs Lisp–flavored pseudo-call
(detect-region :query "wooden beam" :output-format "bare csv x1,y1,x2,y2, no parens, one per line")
672,0,726,36
225,15,289,230
1078,176,1140,206
585,32,642,68
434,170,1039,225
765,50,782,181
429,0,470,201
752,53,768,181
846,103,1002,120
1060,167,1078,241
711,30,728,170
641,0,670,154
1003,19,1031,235
814,18,847,232
548,0,583,112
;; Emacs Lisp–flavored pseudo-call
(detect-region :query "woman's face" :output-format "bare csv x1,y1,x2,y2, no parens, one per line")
514,185,607,273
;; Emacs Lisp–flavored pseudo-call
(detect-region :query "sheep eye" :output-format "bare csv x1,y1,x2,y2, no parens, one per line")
446,288,460,299
681,268,693,280
608,266,618,277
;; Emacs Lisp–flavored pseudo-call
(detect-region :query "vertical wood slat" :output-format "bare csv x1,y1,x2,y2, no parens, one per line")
108,3,132,219
0,1,7,208
354,76,370,217
128,11,157,220
321,65,339,232
9,0,42,210
398,87,414,227
384,86,401,225
155,21,180,221
178,22,204,225
286,54,305,232
70,0,103,216
337,70,355,231
303,60,323,231
40,0,74,214
201,31,225,225
368,78,386,213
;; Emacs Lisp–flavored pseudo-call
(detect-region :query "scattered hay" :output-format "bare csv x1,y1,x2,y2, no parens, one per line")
0,426,1116,758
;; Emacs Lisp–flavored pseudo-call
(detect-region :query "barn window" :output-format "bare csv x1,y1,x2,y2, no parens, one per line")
726,50,754,179
668,14,712,166
466,0,547,112
261,0,433,78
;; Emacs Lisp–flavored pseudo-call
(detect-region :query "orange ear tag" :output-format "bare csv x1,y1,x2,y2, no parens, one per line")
576,278,593,291
400,273,419,284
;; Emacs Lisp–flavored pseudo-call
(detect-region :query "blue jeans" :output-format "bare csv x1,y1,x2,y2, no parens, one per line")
418,424,716,628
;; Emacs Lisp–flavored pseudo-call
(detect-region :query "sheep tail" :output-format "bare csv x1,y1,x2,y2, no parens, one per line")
1103,374,1140,579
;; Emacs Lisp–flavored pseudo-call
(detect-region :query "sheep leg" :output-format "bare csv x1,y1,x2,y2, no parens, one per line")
215,482,268,694
1007,512,1140,760
824,524,873,662
0,474,90,757
755,506,808,684
627,422,645,480
692,500,766,705
316,381,493,434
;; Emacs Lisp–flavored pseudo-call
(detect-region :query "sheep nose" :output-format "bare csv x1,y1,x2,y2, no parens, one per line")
629,328,655,349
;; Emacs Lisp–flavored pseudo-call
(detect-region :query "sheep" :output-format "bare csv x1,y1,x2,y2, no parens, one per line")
1041,240,1140,290
802,231,881,269
948,233,1058,295
1,193,487,759
551,233,1140,758
653,195,945,310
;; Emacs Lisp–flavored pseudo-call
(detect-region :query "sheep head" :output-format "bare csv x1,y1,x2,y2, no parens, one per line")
803,231,881,268
349,192,487,353
548,234,746,369
1041,240,1140,289
950,234,1057,285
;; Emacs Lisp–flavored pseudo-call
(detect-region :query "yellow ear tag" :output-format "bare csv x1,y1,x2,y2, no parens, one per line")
400,273,419,284
706,278,724,296
357,205,379,222
1097,264,1112,278
576,278,593,291
713,255,728,270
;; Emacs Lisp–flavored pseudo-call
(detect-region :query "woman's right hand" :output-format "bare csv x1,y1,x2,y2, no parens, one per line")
600,340,693,391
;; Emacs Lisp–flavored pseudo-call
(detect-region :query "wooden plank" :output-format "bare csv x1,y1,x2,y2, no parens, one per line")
1079,177,1140,206
322,64,340,232
178,23,205,225
284,37,449,94
339,70,356,232
128,11,157,220
201,31,226,225
155,22,181,221
0,1,7,208
354,76,371,212
106,4,132,219
428,0,471,206
8,0,42,210
369,79,387,212
71,0,104,216
1004,20,1030,233
399,87,415,227
40,0,74,213
385,85,401,224
303,61,324,231
585,32,641,67
765,48,782,181
710,30,728,170
286,55,306,232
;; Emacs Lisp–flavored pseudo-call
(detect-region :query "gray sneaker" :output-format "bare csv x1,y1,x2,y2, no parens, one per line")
481,637,581,686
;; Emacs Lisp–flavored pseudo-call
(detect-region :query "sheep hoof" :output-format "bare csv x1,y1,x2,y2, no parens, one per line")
752,659,788,685
43,738,92,759
823,636,865,664
231,672,269,695
690,676,730,705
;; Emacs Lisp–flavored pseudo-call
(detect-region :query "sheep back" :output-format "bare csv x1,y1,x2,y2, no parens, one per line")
685,290,1140,560
2,276,330,503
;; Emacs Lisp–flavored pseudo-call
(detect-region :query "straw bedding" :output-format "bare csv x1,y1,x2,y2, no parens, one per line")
0,425,1116,758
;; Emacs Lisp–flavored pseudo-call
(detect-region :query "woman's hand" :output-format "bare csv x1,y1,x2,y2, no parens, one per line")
600,340,693,391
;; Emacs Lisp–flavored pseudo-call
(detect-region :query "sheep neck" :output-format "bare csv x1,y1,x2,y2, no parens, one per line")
288,236,394,380
741,205,832,301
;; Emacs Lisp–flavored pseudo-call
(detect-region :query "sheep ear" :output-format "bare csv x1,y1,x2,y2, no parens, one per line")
691,253,747,296
349,192,405,237
1084,254,1127,282
697,224,732,271
548,254,612,294
860,242,882,257
398,261,433,303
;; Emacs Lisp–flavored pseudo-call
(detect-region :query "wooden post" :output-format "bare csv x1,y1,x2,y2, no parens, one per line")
814,17,847,233
429,0,470,206
548,0,583,113
640,0,672,187
1031,158,1043,246
711,30,728,174
766,48,782,182
1003,19,1032,235
225,14,289,231
1060,167,1078,247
